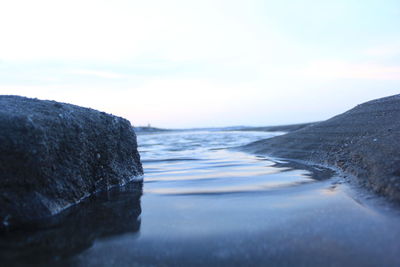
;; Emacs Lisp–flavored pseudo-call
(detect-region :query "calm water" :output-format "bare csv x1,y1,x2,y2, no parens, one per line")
1,130,400,266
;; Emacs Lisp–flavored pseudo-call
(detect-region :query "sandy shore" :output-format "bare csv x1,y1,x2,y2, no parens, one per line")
241,94,400,202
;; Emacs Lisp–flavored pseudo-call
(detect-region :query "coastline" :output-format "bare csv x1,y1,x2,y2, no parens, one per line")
232,122,316,132
240,94,400,203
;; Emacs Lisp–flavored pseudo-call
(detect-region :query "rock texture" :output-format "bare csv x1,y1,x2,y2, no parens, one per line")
0,95,143,230
242,94,400,202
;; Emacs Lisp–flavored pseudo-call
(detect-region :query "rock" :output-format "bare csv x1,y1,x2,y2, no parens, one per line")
0,95,143,230
241,94,400,202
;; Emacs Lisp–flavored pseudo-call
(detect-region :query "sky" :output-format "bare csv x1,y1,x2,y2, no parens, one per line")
0,0,399,128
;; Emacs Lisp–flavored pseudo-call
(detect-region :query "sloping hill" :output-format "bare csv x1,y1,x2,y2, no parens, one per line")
242,94,400,202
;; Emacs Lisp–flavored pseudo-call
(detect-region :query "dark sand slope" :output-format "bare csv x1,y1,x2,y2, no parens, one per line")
242,94,400,202
0,96,143,230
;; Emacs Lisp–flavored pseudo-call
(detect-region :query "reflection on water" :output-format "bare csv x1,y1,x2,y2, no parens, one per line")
0,182,142,266
2,130,400,266
140,131,334,196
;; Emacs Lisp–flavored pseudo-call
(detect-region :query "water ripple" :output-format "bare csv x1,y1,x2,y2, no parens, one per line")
138,130,333,196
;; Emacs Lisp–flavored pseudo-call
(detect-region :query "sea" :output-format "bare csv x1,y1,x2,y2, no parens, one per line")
1,129,400,266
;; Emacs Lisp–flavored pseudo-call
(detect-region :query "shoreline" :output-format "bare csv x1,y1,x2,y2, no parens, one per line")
240,94,400,203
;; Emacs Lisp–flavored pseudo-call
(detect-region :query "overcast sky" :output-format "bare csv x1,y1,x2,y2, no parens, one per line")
0,0,399,128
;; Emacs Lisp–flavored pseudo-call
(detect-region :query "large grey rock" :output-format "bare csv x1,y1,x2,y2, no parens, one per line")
242,94,400,202
0,95,143,230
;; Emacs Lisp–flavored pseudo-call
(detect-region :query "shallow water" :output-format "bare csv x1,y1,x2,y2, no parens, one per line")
2,130,400,266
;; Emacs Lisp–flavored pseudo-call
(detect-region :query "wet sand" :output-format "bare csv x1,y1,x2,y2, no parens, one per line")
241,94,400,202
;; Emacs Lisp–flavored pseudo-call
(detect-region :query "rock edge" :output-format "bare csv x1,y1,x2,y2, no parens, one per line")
0,95,143,230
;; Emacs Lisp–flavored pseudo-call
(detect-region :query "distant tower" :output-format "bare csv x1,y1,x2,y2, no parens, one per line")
147,123,151,128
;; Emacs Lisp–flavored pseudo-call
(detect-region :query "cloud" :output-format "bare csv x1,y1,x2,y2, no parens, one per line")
0,0,288,64
364,44,400,57
71,70,125,79
295,60,400,81
1,0,400,128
